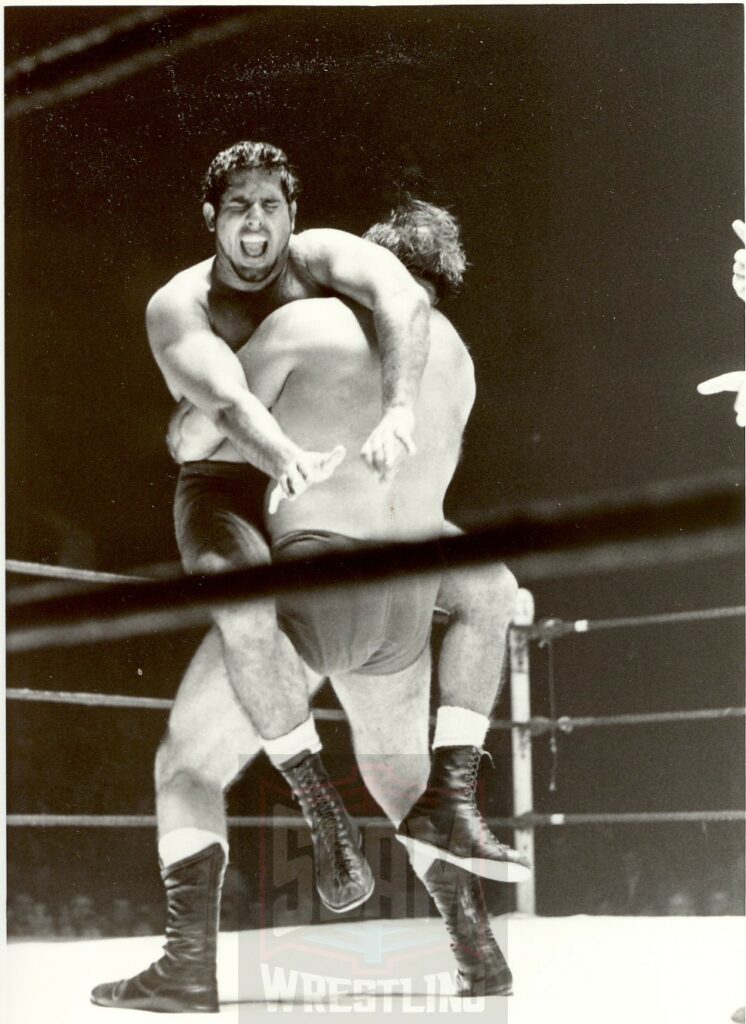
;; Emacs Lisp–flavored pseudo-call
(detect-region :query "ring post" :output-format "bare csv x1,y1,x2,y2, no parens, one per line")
509,587,536,915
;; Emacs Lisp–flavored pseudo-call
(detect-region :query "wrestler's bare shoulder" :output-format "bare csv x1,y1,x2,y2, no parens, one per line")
146,259,213,323
290,227,354,264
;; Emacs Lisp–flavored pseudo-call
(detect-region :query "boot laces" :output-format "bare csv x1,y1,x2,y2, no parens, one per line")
297,760,357,880
465,749,510,850
464,747,484,803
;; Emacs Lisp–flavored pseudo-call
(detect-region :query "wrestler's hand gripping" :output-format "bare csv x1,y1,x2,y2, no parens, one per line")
268,445,347,514
360,405,416,481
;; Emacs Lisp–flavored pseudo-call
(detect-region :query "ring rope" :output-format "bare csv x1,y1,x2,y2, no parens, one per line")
7,688,174,711
6,534,744,594
7,557,742,649
7,562,741,641
6,478,743,653
7,688,744,733
7,559,741,655
530,707,746,734
5,562,451,629
5,7,172,82
7,559,742,636
7,810,744,829
6,559,151,584
5,12,268,121
521,605,745,641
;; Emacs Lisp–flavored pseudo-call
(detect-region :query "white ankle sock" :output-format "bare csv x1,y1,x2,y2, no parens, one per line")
158,828,229,869
264,715,322,768
432,705,489,750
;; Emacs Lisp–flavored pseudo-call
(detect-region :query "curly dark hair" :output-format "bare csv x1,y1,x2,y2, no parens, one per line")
363,198,467,300
201,141,300,210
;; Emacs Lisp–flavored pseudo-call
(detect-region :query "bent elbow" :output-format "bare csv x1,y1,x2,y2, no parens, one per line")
375,280,431,328
169,400,225,463
213,399,241,436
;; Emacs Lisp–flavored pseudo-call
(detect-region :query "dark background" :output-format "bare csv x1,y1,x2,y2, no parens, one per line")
5,5,744,923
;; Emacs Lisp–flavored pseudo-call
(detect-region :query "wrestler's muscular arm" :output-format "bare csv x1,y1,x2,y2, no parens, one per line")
148,278,339,487
293,229,431,478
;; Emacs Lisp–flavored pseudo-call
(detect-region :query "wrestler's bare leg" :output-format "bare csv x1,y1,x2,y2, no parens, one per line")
186,535,311,742
436,560,518,715
156,618,373,917
155,625,325,840
331,649,512,996
215,598,312,739
92,633,327,1012
329,648,432,827
396,555,529,883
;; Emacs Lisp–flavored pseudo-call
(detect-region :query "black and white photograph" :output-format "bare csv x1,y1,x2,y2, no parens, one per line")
4,4,745,1021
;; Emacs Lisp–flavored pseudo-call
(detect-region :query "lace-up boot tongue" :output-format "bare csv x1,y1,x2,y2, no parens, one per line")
90,843,226,1012
279,751,374,913
396,745,532,883
422,859,513,997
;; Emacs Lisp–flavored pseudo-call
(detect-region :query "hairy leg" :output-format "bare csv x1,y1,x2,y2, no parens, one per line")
91,627,325,1011
329,648,432,827
215,600,312,740
436,561,518,715
156,624,324,839
189,536,313,741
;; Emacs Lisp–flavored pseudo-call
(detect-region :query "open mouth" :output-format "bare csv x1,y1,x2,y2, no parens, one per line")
240,237,268,258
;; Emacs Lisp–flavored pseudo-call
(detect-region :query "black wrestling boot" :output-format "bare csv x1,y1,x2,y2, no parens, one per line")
423,858,513,997
280,750,374,913
91,843,226,1013
396,745,531,883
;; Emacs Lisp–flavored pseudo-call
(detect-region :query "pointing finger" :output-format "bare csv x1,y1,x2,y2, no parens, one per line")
697,371,745,394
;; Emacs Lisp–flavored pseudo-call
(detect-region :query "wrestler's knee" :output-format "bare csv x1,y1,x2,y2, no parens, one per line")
443,562,518,621
155,731,184,790
484,562,519,611
154,732,178,790
183,544,275,634
182,543,270,575
184,550,235,575
155,729,220,792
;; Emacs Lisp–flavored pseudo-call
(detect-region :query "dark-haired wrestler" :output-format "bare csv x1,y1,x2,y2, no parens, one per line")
145,141,433,918
92,200,525,1012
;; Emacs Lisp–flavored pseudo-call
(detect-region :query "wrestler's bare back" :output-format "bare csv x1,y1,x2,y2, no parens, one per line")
209,297,475,543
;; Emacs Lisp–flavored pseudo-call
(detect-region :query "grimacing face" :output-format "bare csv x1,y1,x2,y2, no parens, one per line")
203,168,296,290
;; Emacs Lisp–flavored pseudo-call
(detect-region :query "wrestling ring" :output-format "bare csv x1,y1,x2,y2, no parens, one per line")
6,472,746,1022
